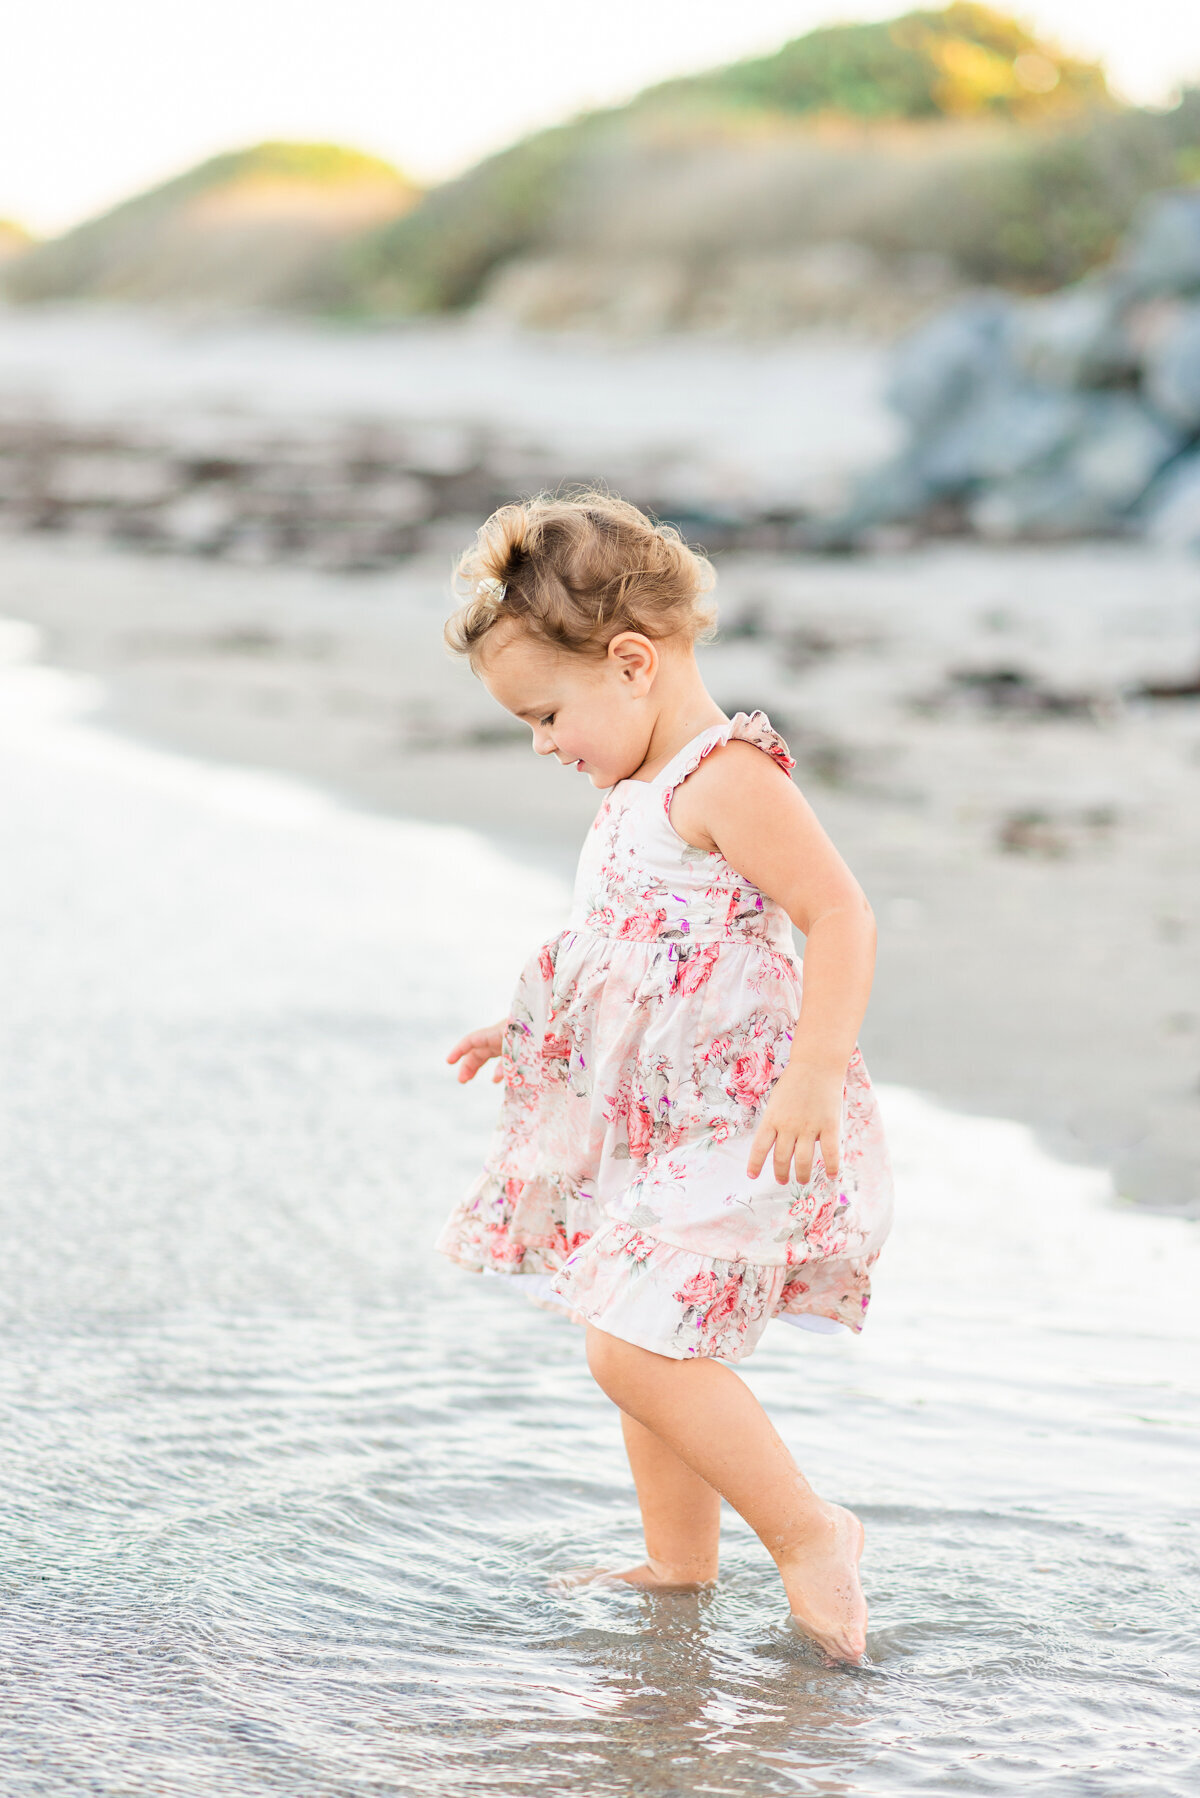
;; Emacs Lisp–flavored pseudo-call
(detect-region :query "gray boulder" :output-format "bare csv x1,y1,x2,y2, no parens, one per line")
915,378,1080,491
1142,301,1200,430
1008,281,1134,388
1116,189,1200,300
830,187,1200,548
885,295,1013,433
1142,451,1200,550
969,393,1180,538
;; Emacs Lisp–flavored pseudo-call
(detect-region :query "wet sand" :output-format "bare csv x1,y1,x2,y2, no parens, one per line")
6,529,1198,1213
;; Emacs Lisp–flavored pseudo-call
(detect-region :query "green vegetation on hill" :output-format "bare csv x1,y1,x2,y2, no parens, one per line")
643,3,1109,121
5,141,419,309
339,121,586,315
341,3,1174,316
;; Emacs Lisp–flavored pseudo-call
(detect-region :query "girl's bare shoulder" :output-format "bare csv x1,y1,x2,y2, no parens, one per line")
670,738,796,849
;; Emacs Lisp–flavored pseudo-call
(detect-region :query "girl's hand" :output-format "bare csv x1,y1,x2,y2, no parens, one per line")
747,1065,844,1186
446,1022,508,1084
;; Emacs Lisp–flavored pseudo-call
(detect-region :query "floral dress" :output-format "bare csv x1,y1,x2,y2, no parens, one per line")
435,711,894,1364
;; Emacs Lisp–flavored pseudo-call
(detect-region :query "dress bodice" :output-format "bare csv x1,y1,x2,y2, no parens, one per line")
567,711,798,956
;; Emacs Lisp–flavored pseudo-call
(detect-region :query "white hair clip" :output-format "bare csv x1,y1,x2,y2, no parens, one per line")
477,576,507,602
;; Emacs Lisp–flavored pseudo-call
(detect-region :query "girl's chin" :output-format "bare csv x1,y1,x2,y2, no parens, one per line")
564,756,615,785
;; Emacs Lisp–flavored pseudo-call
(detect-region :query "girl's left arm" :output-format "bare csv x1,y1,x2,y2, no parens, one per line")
675,741,877,1187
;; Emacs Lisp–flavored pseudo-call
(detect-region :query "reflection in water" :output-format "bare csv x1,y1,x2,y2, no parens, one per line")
0,619,1196,1797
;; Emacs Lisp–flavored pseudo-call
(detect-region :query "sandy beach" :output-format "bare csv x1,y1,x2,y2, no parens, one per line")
6,524,1198,1213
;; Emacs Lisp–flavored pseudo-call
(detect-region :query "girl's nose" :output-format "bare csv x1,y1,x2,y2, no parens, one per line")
531,728,556,756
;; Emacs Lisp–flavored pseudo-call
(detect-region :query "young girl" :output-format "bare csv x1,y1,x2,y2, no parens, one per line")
436,492,894,1664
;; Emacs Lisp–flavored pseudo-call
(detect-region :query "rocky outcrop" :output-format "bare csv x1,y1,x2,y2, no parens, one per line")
832,188,1200,548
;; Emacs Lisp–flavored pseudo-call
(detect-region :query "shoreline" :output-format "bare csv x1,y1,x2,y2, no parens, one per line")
4,529,1198,1216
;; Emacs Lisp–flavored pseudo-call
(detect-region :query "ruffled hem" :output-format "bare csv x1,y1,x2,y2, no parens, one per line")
549,1219,873,1364
434,1166,601,1277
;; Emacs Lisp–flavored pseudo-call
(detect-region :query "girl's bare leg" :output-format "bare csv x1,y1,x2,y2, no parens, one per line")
620,1412,723,1585
557,1411,722,1590
583,1325,868,1662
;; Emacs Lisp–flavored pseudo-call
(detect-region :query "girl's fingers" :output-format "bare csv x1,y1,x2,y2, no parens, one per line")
747,1125,775,1179
741,1115,842,1185
447,1026,505,1068
773,1134,798,1185
821,1130,841,1180
455,1048,489,1082
491,1061,504,1082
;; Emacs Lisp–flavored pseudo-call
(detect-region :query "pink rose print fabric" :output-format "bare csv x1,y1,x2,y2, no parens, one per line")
435,711,894,1364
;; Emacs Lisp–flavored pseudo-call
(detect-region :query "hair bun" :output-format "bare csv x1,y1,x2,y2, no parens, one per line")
446,487,715,663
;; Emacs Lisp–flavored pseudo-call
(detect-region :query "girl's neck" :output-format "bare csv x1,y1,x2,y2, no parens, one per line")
627,656,727,784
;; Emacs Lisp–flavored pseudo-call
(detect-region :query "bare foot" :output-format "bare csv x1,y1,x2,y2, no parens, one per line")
778,1503,868,1664
550,1559,717,1594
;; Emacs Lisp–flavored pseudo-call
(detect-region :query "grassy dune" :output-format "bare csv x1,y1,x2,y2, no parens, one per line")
5,143,419,310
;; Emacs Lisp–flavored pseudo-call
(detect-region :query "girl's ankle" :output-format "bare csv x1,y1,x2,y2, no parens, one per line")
644,1554,719,1587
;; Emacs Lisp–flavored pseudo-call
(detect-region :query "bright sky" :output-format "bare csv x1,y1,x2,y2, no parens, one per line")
5,0,1200,236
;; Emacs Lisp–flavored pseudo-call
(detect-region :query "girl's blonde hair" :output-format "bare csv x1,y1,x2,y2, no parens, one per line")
445,489,717,663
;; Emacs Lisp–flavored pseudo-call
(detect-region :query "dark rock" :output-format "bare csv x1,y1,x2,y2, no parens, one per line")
996,809,1071,857
1131,665,1200,700
948,666,1098,717
995,804,1118,858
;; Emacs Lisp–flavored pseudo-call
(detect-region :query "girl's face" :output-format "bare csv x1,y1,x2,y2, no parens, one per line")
477,626,657,788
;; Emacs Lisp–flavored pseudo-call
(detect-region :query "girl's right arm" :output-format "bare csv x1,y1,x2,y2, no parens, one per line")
446,1022,508,1084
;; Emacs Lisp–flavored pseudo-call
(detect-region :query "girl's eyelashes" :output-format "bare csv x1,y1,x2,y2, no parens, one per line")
539,713,556,727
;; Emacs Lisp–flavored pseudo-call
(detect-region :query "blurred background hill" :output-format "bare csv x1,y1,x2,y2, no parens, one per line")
5,5,1199,334
3,142,419,313
0,219,33,266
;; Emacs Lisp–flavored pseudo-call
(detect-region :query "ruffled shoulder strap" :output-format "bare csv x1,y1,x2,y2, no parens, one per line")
658,709,795,814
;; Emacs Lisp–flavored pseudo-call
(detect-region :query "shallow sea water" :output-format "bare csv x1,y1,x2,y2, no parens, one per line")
0,617,1197,1798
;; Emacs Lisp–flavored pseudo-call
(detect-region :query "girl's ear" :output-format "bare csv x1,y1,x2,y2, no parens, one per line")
606,631,657,693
